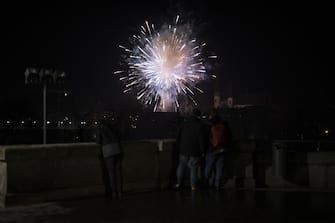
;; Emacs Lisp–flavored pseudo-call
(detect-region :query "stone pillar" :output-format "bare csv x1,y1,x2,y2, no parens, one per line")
0,162,7,207
272,143,287,178
244,164,256,188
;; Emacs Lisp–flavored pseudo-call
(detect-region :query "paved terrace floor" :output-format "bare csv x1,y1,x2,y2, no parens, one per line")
1,189,335,223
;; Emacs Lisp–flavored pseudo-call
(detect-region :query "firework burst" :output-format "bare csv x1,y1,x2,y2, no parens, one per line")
115,15,216,112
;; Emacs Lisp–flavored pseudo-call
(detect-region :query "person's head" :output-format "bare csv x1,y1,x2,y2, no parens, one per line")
211,115,221,124
208,108,220,119
98,118,110,128
192,108,201,117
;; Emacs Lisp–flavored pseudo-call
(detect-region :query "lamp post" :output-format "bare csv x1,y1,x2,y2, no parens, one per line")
25,67,66,144
43,81,47,144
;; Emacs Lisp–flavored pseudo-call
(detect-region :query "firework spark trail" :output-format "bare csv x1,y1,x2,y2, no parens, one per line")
115,15,216,112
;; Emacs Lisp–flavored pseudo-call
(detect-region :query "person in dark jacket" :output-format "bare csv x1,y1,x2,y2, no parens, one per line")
96,117,123,199
175,108,205,190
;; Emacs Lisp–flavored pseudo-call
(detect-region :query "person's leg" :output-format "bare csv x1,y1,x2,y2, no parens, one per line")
189,157,201,189
115,154,123,198
100,154,112,197
104,156,116,198
214,153,224,188
176,155,188,187
204,153,216,187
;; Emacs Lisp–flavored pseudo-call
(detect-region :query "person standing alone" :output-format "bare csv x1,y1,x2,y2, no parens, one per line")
97,117,123,199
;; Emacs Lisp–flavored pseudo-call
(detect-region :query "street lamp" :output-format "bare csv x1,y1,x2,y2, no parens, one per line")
25,67,66,144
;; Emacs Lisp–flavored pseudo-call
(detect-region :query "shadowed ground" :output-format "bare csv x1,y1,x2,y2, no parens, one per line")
1,189,335,223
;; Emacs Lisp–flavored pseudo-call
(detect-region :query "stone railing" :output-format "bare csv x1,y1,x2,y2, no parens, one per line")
265,140,335,189
0,140,177,207
0,139,258,207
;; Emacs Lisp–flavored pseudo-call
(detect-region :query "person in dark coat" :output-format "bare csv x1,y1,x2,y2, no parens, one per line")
96,117,123,199
175,108,205,190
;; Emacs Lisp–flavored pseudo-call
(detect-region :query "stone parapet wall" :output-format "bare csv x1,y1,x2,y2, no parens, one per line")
307,152,335,189
0,141,176,207
0,139,259,207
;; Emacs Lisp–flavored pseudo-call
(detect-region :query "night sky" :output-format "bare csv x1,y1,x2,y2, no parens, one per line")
0,2,331,120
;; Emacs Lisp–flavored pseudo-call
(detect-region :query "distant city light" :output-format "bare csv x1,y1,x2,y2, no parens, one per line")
64,92,68,97
33,121,37,124
47,121,50,124
94,121,98,125
324,129,329,135
69,121,72,125
60,121,64,125
6,121,10,124
21,121,25,124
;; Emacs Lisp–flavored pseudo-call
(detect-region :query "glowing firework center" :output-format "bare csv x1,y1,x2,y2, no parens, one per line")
116,16,215,112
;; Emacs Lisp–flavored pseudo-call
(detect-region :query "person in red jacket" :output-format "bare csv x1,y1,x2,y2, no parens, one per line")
204,114,232,189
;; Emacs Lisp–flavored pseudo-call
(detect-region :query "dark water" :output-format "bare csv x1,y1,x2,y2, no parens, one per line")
0,113,181,145
0,128,95,145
